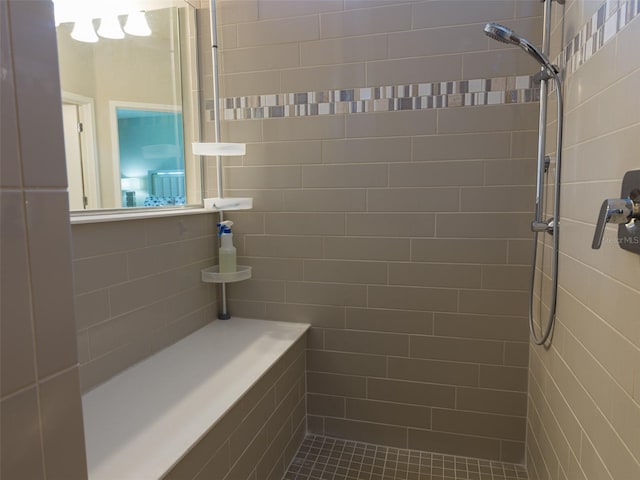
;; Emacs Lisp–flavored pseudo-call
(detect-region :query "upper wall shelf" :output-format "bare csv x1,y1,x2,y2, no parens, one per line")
204,197,253,211
192,142,246,156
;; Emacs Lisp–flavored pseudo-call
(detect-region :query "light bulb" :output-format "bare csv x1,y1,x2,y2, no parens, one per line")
98,15,124,39
71,18,98,43
124,11,151,37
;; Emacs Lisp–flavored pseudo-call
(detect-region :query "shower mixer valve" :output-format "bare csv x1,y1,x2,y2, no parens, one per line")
592,170,640,253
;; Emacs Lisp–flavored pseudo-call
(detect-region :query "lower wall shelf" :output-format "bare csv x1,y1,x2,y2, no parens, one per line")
201,265,252,283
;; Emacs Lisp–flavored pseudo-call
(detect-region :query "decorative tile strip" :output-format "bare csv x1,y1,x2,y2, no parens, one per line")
556,0,639,75
213,75,539,121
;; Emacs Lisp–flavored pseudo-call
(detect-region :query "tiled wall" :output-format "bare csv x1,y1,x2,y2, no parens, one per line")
0,1,87,477
526,0,640,479
72,215,219,392
163,336,306,480
207,0,545,463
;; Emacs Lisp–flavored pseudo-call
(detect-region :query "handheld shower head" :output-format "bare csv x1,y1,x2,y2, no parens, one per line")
483,22,557,75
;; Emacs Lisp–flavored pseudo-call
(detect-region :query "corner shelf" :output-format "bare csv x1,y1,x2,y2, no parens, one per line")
204,197,253,212
201,265,252,284
192,142,246,156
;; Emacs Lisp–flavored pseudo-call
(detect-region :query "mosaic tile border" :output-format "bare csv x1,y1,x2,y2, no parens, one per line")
212,0,638,122
213,75,539,121
284,435,528,480
556,0,639,75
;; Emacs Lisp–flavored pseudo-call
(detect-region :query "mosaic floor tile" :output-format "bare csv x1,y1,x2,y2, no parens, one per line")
283,435,528,480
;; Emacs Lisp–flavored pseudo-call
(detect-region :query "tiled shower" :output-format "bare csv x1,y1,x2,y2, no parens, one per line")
1,0,639,479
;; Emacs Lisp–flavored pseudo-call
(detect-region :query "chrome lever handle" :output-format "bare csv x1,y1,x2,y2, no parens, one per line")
592,198,636,249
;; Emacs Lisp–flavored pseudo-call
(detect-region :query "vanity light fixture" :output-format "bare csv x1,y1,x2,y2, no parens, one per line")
71,18,99,43
124,11,152,37
97,15,125,39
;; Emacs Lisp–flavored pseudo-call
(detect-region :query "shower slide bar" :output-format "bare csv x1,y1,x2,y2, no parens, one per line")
485,0,565,346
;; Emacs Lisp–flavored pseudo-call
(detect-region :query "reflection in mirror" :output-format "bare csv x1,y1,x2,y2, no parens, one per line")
55,0,201,212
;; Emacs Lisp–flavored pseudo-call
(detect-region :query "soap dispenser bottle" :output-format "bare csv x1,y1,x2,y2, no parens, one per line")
217,221,237,273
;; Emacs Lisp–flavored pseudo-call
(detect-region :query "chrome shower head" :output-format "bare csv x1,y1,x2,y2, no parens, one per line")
484,22,556,75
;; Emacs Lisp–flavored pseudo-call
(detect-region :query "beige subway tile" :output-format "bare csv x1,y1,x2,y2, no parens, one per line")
388,24,488,59
0,387,45,479
70,220,144,259
24,191,77,379
283,189,366,212
432,408,525,441
367,54,463,86
224,165,301,189
457,387,527,416
146,286,212,329
325,417,408,448
367,188,459,213
243,141,321,166
388,357,479,386
10,1,67,188
226,189,284,212
303,259,387,284
144,215,210,246
501,440,526,464
265,302,345,328
434,312,528,341
504,341,528,367
367,377,455,408
280,63,366,92
263,115,344,141
566,39,617,110
480,365,528,391
226,300,267,319
409,428,501,460
88,308,154,358
616,12,640,77
245,235,323,258
222,43,299,74
368,285,458,312
507,239,533,265
390,161,483,187
227,279,285,302
324,237,410,261
320,4,411,38
439,104,539,134
481,265,530,291
0,0,20,187
303,164,388,188
461,186,535,213
236,257,303,281
307,393,345,417
322,137,411,164
485,158,537,186
347,213,436,237
39,368,88,480
221,118,263,143
286,281,366,307
73,253,128,294
258,0,343,20
225,428,268,480
516,0,542,18
221,70,280,97
307,371,366,398
229,389,276,461
412,238,507,264
108,262,204,317
346,308,433,335
412,0,514,29
578,434,615,480
436,212,532,239
307,349,386,377
220,24,237,50
511,131,539,158
301,34,387,66
325,328,409,356
217,0,258,24
413,132,511,162
347,398,431,429
389,263,481,288
460,289,528,316
410,336,504,365
237,15,318,47
76,330,90,365
462,48,540,79
257,415,296,479
0,191,36,396
346,109,437,137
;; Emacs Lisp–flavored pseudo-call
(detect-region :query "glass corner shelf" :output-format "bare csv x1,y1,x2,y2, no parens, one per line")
201,265,252,284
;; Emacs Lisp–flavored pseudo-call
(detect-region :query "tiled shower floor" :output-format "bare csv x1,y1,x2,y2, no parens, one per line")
284,435,528,480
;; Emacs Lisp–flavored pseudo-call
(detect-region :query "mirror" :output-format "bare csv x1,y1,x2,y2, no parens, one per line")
55,0,201,212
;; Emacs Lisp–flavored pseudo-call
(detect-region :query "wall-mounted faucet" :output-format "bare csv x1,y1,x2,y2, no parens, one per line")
592,170,640,254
